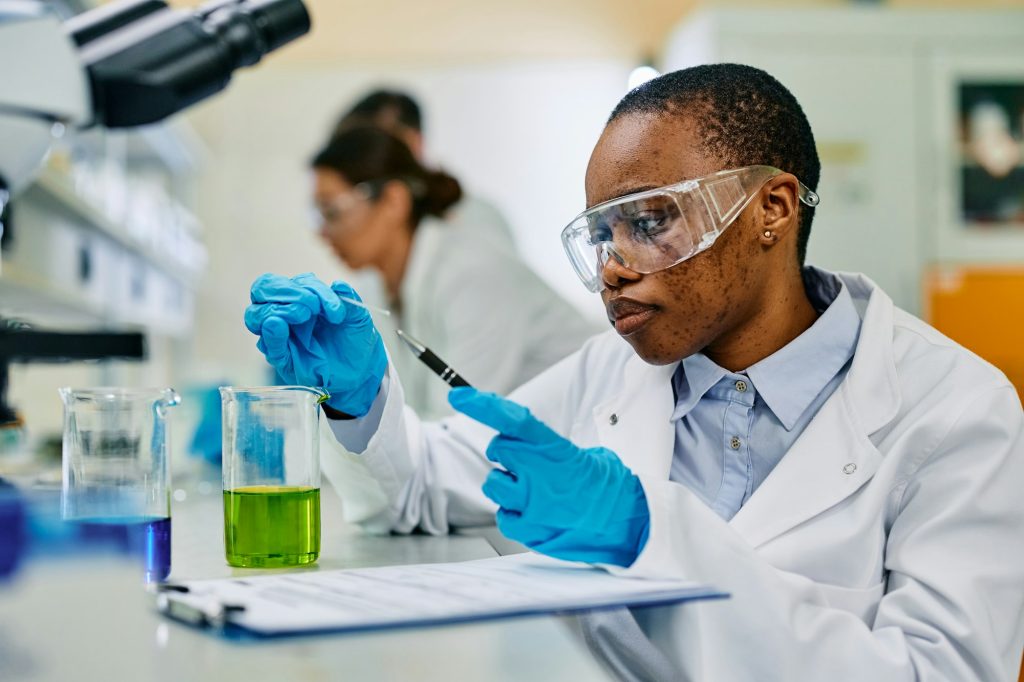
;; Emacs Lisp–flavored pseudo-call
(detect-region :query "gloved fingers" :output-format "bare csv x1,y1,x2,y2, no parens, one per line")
495,510,560,550
250,272,284,303
250,273,324,317
245,301,314,334
293,274,346,325
484,436,540,472
482,468,526,512
495,508,526,545
448,388,558,444
329,280,361,300
329,281,372,325
260,316,293,367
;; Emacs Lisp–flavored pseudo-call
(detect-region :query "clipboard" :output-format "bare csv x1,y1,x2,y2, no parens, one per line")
155,553,727,638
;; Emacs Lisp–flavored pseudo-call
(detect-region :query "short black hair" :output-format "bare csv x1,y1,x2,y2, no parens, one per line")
337,90,422,133
609,64,820,265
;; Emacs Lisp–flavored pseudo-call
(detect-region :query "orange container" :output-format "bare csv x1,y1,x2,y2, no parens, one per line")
923,266,1024,403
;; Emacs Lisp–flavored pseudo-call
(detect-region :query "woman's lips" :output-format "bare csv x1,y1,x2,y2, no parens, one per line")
607,298,658,336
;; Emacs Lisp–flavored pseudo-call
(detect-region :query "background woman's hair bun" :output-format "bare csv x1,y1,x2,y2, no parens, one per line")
420,170,462,217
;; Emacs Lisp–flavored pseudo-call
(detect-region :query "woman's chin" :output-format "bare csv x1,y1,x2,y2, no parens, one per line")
335,251,362,269
624,328,699,366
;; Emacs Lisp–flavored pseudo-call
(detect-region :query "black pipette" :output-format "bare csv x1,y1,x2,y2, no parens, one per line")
395,330,472,388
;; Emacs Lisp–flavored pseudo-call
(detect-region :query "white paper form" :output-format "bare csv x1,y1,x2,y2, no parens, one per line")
159,553,725,636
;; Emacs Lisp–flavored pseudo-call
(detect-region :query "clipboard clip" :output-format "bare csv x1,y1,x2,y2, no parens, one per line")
153,583,246,629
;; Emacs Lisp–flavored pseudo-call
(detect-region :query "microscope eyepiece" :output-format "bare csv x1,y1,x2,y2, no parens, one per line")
78,0,310,127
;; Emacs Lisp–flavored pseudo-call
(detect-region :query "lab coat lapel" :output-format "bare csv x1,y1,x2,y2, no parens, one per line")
729,274,901,549
592,353,677,479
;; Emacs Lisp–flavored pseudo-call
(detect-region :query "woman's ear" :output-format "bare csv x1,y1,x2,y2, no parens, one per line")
756,173,800,247
377,179,414,223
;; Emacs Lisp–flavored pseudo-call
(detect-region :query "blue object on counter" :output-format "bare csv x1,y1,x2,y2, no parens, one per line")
0,482,173,584
71,516,172,583
0,478,28,580
189,383,225,466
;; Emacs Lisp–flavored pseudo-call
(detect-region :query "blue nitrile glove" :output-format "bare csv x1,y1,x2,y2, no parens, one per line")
244,273,387,417
449,387,650,567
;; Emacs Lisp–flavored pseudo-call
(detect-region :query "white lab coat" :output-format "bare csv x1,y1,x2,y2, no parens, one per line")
323,271,1024,681
357,214,601,421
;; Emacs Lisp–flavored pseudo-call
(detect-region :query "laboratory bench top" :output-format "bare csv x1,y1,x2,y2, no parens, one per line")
0,479,611,682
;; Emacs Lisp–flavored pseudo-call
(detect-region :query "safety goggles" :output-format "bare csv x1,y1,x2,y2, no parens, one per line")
310,182,376,232
560,165,820,292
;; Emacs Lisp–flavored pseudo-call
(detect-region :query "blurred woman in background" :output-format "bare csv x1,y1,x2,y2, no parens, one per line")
309,126,598,419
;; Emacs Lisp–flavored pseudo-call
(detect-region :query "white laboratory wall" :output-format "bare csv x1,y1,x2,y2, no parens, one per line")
184,59,631,383
663,7,1024,315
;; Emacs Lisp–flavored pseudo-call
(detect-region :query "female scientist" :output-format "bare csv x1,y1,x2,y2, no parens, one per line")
305,126,597,419
245,65,1024,680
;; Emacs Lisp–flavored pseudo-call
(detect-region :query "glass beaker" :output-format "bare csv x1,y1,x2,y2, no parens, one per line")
220,386,327,568
59,387,180,583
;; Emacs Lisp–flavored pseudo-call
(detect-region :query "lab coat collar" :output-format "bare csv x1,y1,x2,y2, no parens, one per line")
731,271,901,547
745,271,862,431
838,271,902,434
592,270,902,549
593,353,678,481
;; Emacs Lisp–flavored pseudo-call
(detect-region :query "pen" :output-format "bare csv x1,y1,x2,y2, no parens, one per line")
395,329,472,388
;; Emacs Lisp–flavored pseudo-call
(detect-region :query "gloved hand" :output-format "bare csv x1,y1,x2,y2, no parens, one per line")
449,387,649,567
244,273,387,417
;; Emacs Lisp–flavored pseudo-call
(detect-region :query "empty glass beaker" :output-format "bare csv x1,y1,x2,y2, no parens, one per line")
220,386,327,568
60,387,180,583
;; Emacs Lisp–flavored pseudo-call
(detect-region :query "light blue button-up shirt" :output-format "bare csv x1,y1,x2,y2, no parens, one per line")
669,268,863,521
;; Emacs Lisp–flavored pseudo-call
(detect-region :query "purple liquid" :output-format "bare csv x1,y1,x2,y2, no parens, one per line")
74,516,172,583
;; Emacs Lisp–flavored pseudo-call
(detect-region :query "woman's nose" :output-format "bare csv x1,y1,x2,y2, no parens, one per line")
600,245,642,289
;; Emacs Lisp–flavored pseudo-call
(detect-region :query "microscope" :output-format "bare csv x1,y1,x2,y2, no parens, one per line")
0,0,311,429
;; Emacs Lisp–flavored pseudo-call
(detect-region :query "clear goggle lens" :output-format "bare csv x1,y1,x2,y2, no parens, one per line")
561,166,819,292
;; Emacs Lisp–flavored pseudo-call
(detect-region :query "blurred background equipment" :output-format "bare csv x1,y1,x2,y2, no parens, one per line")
0,0,311,195
0,319,145,455
0,0,309,487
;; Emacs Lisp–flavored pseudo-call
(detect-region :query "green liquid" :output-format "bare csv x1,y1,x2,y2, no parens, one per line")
223,486,320,568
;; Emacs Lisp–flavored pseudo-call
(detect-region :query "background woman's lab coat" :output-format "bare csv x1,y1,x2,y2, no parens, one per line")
362,215,600,420
323,271,1024,681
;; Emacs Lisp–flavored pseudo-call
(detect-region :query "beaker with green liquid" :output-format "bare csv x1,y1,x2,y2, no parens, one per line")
220,386,328,568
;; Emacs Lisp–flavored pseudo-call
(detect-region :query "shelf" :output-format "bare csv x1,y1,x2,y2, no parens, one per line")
0,260,107,325
27,168,204,286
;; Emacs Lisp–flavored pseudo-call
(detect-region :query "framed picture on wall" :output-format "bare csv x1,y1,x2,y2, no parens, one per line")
958,82,1024,229
930,51,1024,262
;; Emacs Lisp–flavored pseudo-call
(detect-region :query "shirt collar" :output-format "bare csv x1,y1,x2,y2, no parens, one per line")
672,267,862,430
672,352,727,420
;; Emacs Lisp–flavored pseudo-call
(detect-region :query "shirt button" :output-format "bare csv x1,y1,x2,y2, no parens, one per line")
609,414,618,426
730,436,742,450
735,380,748,393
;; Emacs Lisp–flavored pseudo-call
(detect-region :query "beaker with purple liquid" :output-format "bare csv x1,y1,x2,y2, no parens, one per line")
59,387,180,582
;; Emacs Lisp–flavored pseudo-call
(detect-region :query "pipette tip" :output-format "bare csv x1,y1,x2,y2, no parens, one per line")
338,295,391,317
